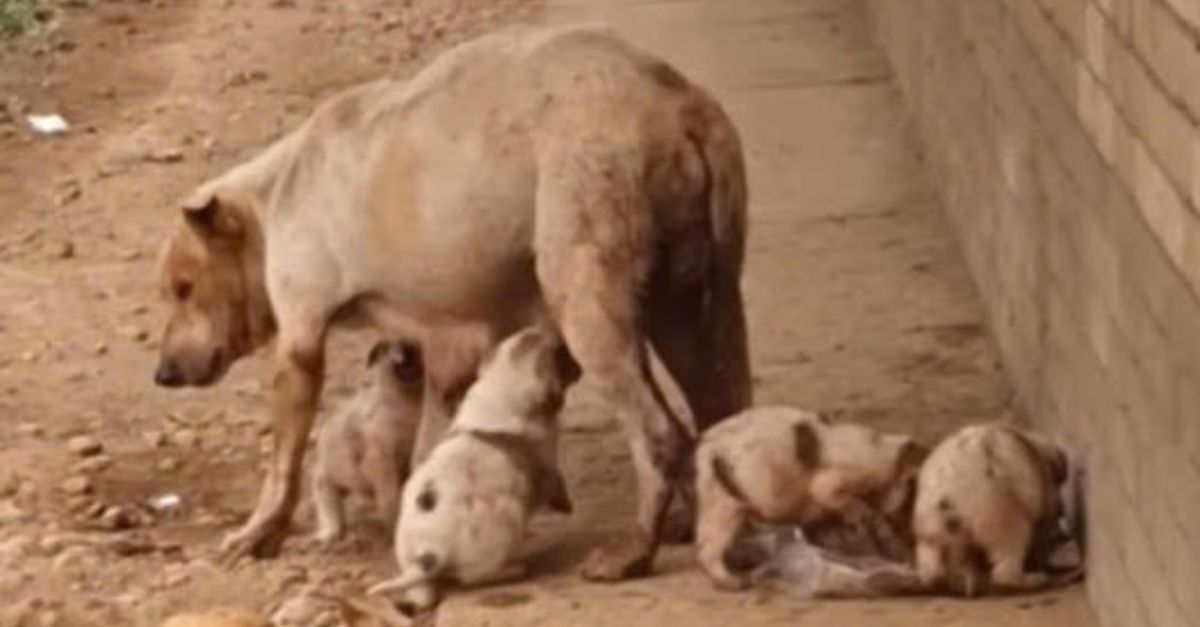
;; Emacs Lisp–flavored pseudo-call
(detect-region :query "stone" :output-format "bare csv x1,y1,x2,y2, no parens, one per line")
67,435,103,457
60,476,91,496
161,608,270,627
52,241,75,259
73,456,112,474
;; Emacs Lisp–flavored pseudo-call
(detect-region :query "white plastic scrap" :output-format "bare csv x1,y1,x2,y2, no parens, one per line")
26,113,69,135
147,492,183,513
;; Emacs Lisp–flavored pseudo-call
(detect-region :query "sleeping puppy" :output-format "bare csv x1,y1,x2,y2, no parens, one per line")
311,340,425,545
368,327,579,611
695,406,927,590
912,423,1077,596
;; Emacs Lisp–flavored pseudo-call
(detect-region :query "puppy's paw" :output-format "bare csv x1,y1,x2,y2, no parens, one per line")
580,531,654,582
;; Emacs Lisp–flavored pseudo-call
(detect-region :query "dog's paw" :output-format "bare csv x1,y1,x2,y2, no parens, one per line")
580,531,654,582
219,521,288,564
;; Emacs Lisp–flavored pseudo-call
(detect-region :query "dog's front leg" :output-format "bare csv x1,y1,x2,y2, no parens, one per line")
223,322,328,559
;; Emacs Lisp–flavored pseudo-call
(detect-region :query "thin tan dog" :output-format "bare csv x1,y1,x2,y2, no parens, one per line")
694,406,927,590
153,24,751,579
311,340,424,546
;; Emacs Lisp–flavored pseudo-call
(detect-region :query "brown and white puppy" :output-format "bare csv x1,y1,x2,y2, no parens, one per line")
152,25,752,577
368,327,579,610
912,423,1072,596
694,406,927,590
311,340,424,545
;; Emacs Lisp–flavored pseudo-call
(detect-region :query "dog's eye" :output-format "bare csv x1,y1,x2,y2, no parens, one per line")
173,280,193,301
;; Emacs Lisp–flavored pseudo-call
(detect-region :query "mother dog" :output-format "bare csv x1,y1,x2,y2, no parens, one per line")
153,24,750,580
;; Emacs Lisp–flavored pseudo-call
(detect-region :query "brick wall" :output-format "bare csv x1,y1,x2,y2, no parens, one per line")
865,1,1200,625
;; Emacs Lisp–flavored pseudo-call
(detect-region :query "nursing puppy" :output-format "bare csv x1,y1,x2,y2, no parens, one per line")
695,406,927,590
311,340,425,545
368,327,578,610
912,423,1076,596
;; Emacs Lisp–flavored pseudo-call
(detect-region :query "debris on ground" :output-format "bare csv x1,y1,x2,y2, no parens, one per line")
161,608,271,627
26,113,69,135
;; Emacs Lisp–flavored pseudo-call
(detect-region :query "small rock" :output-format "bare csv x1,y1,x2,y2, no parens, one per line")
67,435,103,457
93,342,108,356
52,240,75,259
118,325,150,343
144,148,183,164
161,608,271,627
0,472,19,498
60,475,92,495
100,505,136,530
0,499,30,524
271,594,328,627
37,610,60,627
0,534,35,561
120,249,142,261
171,428,199,449
157,457,181,472
16,423,44,437
142,431,166,448
73,455,111,474
84,501,107,518
52,545,96,574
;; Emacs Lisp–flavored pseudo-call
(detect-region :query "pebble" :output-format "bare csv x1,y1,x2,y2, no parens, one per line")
270,594,331,627
100,505,136,531
142,431,167,448
17,423,45,438
118,325,150,343
52,545,96,574
52,240,75,259
144,148,184,163
0,499,30,524
73,455,112,474
172,428,200,449
67,435,103,457
0,472,19,498
157,457,181,472
60,475,92,495
161,608,271,627
93,342,108,356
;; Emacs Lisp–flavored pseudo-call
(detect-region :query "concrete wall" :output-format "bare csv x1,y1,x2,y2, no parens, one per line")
865,1,1200,625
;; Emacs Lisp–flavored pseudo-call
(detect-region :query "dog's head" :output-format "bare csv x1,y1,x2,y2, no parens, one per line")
367,339,425,395
154,190,274,388
471,326,581,421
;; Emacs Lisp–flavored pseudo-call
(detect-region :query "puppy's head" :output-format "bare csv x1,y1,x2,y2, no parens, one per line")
474,327,581,420
367,339,425,396
154,190,273,388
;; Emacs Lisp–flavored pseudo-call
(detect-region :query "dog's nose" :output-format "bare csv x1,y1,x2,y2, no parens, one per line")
154,361,184,387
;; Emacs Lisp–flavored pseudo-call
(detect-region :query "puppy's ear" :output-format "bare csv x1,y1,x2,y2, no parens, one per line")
538,467,573,514
182,191,243,241
553,342,581,386
366,341,389,367
895,440,929,479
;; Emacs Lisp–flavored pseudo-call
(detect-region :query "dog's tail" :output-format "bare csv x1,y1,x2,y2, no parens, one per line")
686,94,753,426
367,551,442,597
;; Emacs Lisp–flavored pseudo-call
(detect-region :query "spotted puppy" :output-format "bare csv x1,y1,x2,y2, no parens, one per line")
311,340,424,545
912,423,1073,596
368,327,579,610
695,406,927,590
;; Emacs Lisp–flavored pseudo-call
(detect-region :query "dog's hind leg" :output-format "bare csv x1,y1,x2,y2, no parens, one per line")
534,148,687,582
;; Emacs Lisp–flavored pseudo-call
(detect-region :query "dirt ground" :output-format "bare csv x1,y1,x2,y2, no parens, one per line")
0,0,1096,626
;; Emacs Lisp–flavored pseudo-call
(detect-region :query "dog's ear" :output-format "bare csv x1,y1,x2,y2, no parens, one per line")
391,341,424,382
182,191,243,241
366,341,389,367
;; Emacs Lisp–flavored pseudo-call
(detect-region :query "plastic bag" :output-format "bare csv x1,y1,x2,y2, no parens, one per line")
729,524,923,599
